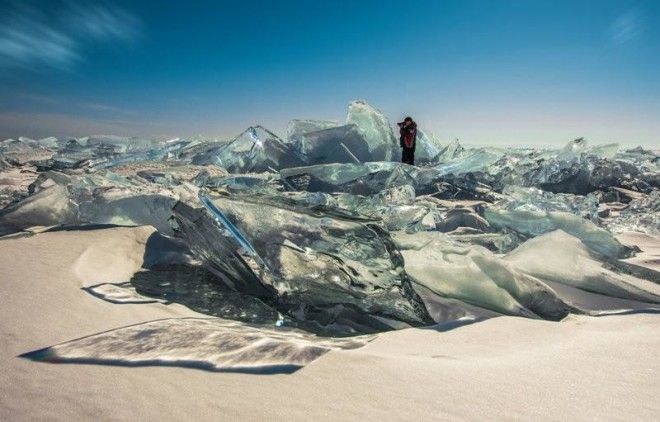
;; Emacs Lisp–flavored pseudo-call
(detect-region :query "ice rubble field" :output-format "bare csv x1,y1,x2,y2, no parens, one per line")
1,100,659,370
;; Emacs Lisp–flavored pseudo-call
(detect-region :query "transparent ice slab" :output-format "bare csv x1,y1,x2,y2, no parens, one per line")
346,100,397,162
171,191,433,332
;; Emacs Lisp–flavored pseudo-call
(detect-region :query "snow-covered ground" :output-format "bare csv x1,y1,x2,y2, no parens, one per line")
1,226,658,420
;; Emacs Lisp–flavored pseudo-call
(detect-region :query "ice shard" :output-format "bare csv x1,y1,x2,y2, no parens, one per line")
0,169,188,236
171,191,433,333
499,185,599,221
91,138,190,170
280,162,419,195
557,137,588,161
324,186,431,231
434,148,503,176
483,205,629,259
0,138,55,167
171,199,273,299
505,230,660,304
286,119,341,145
346,100,397,161
397,230,660,318
586,143,619,159
0,165,39,209
85,135,168,155
107,161,228,187
295,124,372,165
0,182,77,235
603,190,660,236
435,138,466,162
188,126,304,172
413,128,443,163
392,231,572,320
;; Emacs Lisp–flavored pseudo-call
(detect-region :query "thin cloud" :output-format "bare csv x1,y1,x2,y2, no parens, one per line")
67,3,142,42
0,2,141,72
0,111,163,139
79,101,139,116
18,92,139,116
610,8,643,44
0,15,79,70
17,93,63,105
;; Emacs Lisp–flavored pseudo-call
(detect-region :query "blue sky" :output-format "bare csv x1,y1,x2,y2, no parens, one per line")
1,0,658,147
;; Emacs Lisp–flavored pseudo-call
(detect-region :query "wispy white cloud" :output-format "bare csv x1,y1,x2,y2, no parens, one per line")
0,3,141,72
67,3,142,42
0,14,79,70
610,8,643,45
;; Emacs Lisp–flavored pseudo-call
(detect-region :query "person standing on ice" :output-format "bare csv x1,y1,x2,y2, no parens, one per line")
398,116,417,166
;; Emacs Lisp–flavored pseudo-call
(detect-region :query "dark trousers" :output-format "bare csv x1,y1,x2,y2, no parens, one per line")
402,147,415,166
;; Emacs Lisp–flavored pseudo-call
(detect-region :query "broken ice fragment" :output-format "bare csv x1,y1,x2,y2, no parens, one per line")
286,119,341,145
295,124,372,165
172,192,433,332
413,128,442,163
188,126,304,173
346,100,397,161
281,162,418,195
483,206,629,259
505,230,660,304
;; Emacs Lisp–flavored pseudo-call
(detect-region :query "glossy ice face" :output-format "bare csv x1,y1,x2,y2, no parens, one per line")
171,191,433,334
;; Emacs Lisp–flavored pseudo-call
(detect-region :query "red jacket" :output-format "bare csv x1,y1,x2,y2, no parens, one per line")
399,123,417,149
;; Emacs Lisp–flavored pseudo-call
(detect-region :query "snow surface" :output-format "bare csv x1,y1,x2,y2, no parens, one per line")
1,226,659,420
